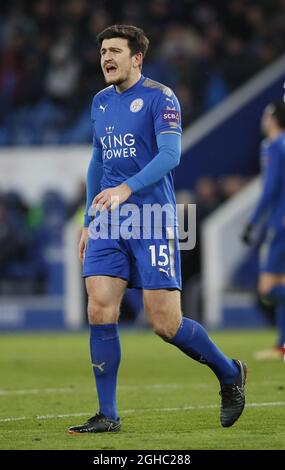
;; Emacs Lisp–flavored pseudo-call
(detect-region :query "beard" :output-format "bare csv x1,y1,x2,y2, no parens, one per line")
105,76,125,85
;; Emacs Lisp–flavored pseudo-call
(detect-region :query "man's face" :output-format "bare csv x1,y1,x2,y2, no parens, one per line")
100,37,140,85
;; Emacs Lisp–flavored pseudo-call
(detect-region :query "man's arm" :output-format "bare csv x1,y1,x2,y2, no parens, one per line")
84,147,103,227
242,145,280,244
92,133,181,212
79,147,103,262
125,132,181,192
248,146,280,226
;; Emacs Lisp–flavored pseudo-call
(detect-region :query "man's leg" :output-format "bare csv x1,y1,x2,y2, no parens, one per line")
143,288,247,427
87,275,127,420
143,289,238,382
69,275,127,434
255,273,285,359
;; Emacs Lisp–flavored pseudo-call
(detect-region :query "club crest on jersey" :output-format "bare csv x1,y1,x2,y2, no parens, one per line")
130,98,144,113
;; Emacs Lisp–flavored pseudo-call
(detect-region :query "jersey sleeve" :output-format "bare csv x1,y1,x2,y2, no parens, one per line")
249,141,281,226
125,133,181,193
91,95,101,149
152,89,182,136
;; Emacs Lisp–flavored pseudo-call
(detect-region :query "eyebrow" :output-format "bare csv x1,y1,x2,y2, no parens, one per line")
100,47,123,54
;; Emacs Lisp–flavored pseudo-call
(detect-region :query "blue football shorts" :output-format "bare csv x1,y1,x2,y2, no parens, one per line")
259,227,285,274
83,222,181,290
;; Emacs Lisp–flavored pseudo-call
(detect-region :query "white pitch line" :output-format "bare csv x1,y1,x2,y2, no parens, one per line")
0,380,283,397
0,383,210,397
0,388,73,396
0,402,285,424
118,383,210,391
0,413,89,423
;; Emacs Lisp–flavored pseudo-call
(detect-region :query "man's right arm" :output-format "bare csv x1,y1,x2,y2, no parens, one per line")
84,147,103,227
79,147,103,262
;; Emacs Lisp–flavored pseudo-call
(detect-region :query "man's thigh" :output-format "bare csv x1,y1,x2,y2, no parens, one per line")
142,288,182,338
86,275,128,323
258,228,285,295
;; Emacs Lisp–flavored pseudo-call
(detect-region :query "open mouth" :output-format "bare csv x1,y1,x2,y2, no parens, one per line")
105,64,118,74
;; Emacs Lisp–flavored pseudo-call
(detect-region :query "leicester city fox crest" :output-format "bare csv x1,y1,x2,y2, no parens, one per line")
130,98,144,112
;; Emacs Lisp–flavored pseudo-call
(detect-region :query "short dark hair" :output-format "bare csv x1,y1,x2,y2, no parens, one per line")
96,24,149,59
266,102,285,129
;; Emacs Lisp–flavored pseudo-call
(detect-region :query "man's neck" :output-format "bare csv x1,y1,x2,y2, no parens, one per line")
115,73,141,93
268,127,284,141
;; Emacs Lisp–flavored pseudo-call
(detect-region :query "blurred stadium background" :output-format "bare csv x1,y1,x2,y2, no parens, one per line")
0,0,284,332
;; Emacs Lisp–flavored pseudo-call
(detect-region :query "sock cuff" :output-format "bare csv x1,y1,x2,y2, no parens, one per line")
90,323,119,340
172,318,185,341
170,317,195,345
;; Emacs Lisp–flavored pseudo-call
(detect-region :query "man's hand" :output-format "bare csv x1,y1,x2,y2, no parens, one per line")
92,183,132,212
79,227,89,263
241,223,254,245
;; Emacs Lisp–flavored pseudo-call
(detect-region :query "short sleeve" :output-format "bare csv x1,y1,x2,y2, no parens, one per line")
152,90,182,136
91,95,101,149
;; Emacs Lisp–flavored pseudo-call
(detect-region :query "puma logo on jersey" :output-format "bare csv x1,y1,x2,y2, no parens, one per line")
92,362,106,372
166,97,175,106
99,104,108,112
159,267,170,277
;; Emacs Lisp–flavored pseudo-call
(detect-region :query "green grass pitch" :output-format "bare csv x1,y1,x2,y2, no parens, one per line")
0,329,285,450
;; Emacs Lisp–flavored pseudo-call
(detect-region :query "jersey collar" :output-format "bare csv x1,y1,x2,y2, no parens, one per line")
113,75,145,96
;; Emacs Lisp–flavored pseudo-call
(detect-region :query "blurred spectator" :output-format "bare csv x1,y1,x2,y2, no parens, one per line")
175,83,197,126
0,193,30,279
159,24,203,60
220,36,260,91
44,39,81,103
218,175,249,202
195,177,220,221
67,180,86,220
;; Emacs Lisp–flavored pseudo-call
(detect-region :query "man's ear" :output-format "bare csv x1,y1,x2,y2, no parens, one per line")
133,52,143,68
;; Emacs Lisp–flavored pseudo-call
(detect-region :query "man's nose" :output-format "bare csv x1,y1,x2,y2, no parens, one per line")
104,51,114,61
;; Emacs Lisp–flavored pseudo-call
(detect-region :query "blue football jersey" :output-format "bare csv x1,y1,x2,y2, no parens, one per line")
90,75,182,227
250,132,285,229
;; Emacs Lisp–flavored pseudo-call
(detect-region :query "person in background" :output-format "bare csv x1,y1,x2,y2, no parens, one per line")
242,102,285,360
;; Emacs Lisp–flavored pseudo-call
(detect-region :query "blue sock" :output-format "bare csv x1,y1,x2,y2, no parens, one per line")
90,324,121,420
266,285,285,304
276,304,285,347
169,317,239,384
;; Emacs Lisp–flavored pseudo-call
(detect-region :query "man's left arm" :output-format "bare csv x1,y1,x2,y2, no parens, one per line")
93,132,181,211
126,132,181,192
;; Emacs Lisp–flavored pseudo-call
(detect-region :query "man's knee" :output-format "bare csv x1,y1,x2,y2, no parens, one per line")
85,276,127,325
87,296,118,324
146,306,181,340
